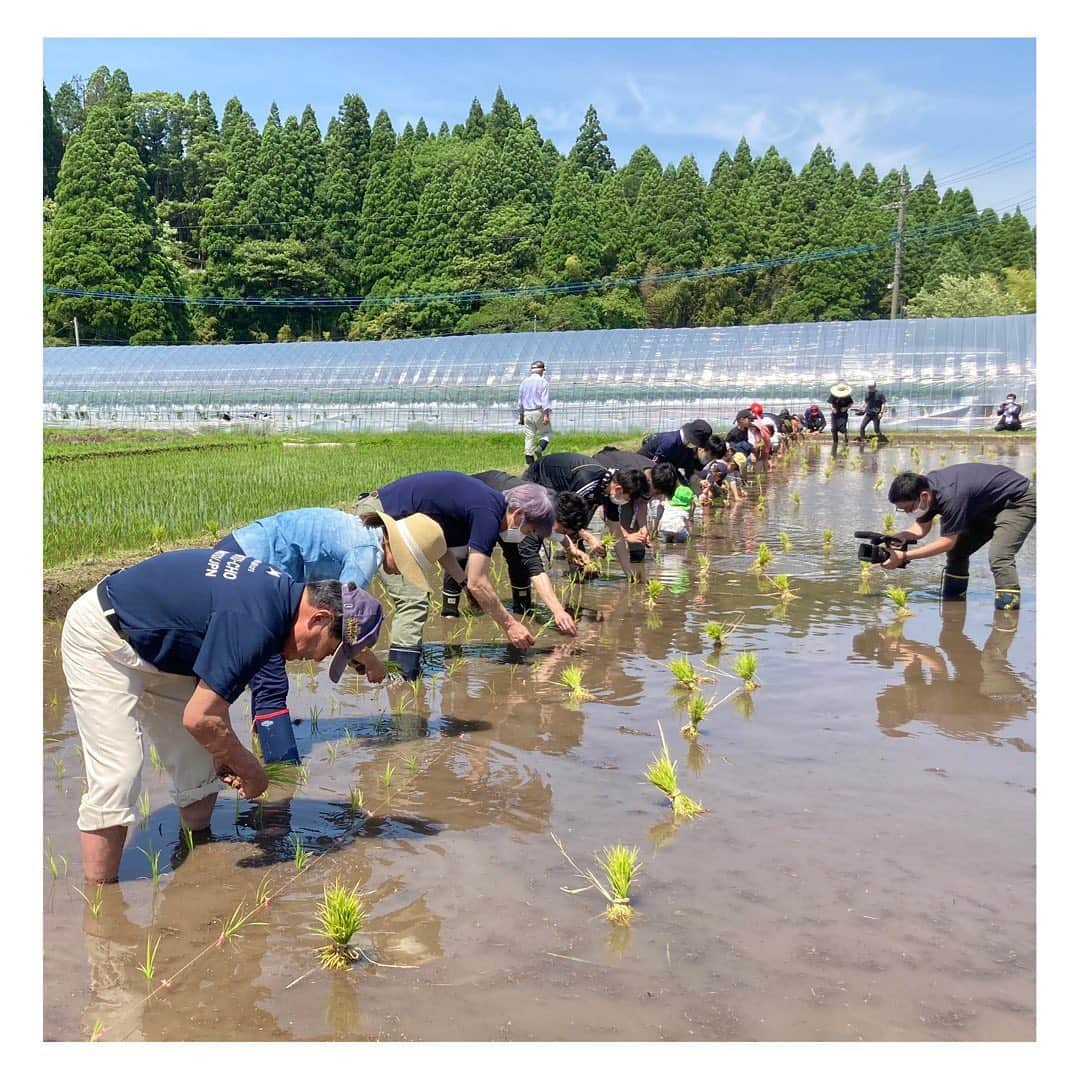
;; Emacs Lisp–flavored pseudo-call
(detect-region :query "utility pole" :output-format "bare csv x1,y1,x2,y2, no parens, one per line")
73,315,80,346
884,182,910,320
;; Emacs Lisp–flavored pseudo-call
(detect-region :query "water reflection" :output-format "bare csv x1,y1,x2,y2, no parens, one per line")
851,606,1033,743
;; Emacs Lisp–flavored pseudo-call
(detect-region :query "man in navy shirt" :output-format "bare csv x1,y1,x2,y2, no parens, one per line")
882,464,1036,609
60,549,383,883
357,471,556,678
638,419,712,486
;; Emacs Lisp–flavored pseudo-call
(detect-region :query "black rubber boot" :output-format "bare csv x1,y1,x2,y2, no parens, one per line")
388,645,423,682
537,437,550,456
525,454,535,466
511,585,532,615
994,587,1021,611
941,570,969,601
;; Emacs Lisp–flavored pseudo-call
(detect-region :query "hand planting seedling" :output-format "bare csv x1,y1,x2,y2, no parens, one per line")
552,834,643,926
731,650,761,691
644,725,704,821
886,585,914,618
314,880,366,970
559,665,594,703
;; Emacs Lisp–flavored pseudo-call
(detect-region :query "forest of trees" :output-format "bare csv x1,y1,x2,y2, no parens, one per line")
42,68,1036,347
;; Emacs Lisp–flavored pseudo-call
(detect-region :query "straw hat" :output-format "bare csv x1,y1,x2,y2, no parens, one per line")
830,382,853,397
364,511,446,593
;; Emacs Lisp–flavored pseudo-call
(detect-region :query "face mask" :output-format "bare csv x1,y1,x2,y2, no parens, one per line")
500,528,524,543
610,493,630,506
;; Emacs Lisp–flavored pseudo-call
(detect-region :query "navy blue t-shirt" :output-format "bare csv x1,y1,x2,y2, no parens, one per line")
379,471,507,555
641,430,699,477
104,548,306,703
918,464,1031,536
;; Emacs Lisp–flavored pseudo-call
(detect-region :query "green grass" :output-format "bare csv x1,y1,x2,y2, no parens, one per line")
44,430,637,568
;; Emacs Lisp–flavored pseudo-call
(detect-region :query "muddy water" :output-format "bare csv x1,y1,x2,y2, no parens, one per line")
42,437,1035,1041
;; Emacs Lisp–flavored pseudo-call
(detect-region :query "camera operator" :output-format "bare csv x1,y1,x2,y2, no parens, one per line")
881,464,1036,610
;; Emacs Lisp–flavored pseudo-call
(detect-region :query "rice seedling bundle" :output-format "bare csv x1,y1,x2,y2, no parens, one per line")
644,579,665,607
559,665,594,703
314,881,366,970
596,846,642,925
643,724,704,820
886,586,914,618
667,655,699,689
732,650,760,691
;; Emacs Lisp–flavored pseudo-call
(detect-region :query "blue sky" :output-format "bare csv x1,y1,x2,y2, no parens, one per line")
44,38,1035,221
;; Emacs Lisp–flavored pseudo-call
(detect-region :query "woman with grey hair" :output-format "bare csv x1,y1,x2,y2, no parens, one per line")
356,471,554,677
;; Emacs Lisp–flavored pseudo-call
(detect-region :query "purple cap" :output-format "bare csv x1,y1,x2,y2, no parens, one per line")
328,584,384,683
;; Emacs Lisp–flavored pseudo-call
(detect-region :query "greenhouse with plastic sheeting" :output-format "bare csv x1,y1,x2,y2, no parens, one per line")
43,314,1035,433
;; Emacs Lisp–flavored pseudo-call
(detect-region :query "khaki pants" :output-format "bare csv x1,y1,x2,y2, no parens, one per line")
355,493,431,649
945,481,1036,594
60,587,222,831
522,410,551,456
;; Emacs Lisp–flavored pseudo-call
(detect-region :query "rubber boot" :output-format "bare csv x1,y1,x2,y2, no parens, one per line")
253,708,301,764
940,570,969,601
991,607,1020,634
537,437,550,456
441,589,461,618
511,584,533,615
388,645,423,682
525,454,535,466
994,587,1021,611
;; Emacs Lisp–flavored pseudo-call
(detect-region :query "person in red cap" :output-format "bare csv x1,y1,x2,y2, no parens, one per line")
749,402,764,418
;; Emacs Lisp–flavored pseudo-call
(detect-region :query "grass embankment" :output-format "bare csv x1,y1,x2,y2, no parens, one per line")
43,429,641,617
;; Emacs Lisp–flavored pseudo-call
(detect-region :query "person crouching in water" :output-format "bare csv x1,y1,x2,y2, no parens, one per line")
658,484,695,543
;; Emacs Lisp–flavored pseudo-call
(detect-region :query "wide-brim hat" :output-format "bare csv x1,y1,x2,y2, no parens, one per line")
363,511,446,593
328,584,385,683
830,382,853,397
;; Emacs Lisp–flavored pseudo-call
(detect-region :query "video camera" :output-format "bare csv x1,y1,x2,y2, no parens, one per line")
854,530,913,566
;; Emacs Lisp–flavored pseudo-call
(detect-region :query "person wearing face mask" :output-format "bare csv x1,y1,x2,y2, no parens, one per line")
882,464,1036,610
638,419,713,487
449,470,582,636
357,472,555,677
523,452,650,580
593,449,679,562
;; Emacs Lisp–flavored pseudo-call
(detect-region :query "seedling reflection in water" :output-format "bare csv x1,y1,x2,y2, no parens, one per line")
138,843,162,884
790,492,801,508
137,790,151,824
148,743,164,772
559,664,594,704
778,532,792,553
314,880,366,970
644,723,704,820
73,883,105,918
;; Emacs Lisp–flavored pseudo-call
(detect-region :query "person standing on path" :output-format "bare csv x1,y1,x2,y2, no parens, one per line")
882,464,1036,610
216,507,443,761
857,382,889,442
518,360,552,466
61,548,384,883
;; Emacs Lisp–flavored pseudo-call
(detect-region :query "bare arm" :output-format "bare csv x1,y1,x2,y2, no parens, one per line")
439,550,468,583
466,551,535,647
183,681,267,799
531,570,576,635
605,520,637,579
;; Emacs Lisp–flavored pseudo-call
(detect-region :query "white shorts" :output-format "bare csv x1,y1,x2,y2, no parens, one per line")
60,586,223,831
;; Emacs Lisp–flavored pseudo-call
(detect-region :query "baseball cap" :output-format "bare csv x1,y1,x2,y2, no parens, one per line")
328,584,385,683
671,485,694,510
530,361,545,372
735,408,754,423
749,402,764,417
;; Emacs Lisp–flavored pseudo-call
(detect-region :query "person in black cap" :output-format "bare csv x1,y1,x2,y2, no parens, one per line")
518,360,552,465
60,549,384,883
724,410,756,456
638,419,713,487
857,382,888,442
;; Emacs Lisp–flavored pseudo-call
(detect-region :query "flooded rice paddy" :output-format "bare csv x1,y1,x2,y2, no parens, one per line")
42,437,1035,1041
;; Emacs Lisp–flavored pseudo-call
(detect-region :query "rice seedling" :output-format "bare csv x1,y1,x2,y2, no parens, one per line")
262,760,304,788
822,528,834,548
138,843,162,884
255,872,273,908
886,585,914,618
559,665,594,703
219,900,265,946
348,786,364,812
732,650,761,691
44,839,68,880
325,743,338,766
643,725,704,820
291,834,311,872
314,880,366,970
405,752,420,773
644,579,665,607
148,743,164,772
753,543,773,573
874,477,885,492
778,531,792,553
765,573,798,603
383,762,396,790
883,512,896,533
698,553,710,577
667,655,700,691
54,757,65,782
341,726,354,748
204,518,220,543
182,827,195,853
137,790,152,823
681,693,716,738
756,494,766,513
73,883,105,918
704,615,742,648
89,1018,106,1042
136,935,161,982
824,466,833,480
309,705,321,736
790,492,801,507
940,453,947,465
552,834,643,926
149,523,167,552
